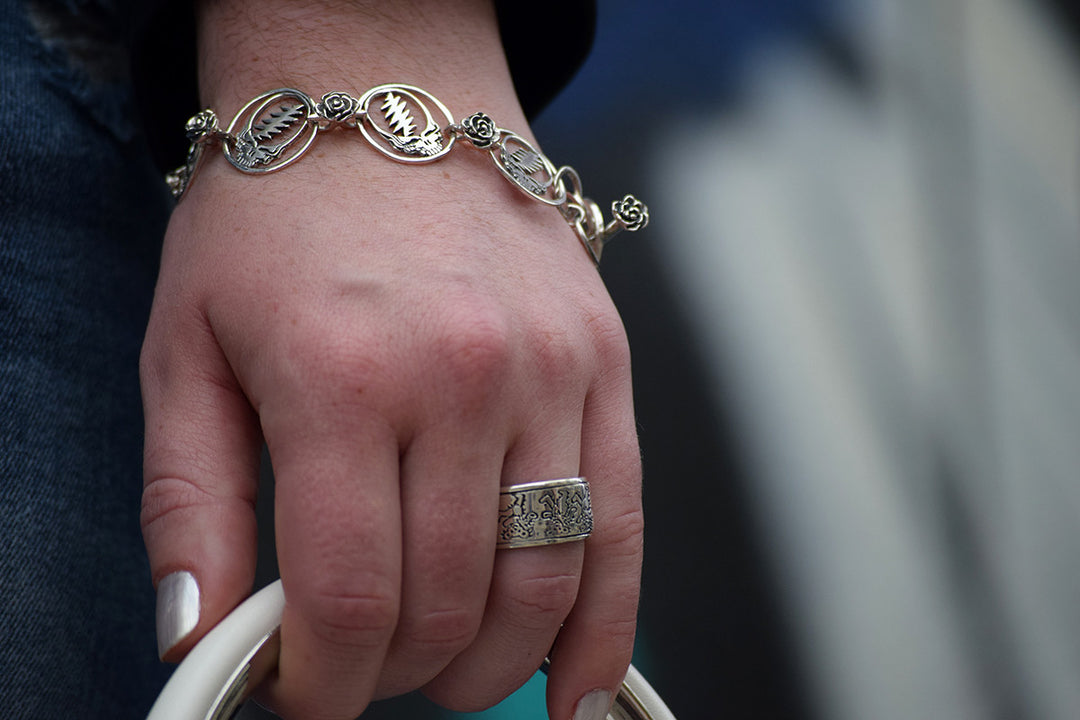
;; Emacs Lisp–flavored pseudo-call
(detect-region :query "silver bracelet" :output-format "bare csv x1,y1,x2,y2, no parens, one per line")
167,83,649,264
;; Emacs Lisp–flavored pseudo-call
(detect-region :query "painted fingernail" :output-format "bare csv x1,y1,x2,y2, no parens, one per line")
573,689,612,720
156,570,200,659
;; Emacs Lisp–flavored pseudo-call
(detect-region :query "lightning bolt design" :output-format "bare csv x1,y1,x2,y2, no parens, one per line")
251,103,305,142
356,84,452,161
381,93,416,138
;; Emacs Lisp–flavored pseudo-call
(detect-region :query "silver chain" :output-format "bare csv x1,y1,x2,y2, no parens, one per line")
166,84,648,264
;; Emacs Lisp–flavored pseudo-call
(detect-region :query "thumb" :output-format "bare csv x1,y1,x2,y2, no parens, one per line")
140,316,261,661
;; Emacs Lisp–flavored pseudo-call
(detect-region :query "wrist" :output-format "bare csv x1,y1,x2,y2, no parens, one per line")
181,1,648,266
196,0,528,132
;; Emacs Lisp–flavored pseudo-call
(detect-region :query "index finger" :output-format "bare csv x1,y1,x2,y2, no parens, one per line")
258,396,403,720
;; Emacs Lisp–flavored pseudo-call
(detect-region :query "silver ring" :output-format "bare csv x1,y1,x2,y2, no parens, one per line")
496,477,593,549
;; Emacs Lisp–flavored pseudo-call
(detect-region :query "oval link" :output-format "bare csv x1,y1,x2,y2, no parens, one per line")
356,84,455,163
490,131,564,206
223,89,318,174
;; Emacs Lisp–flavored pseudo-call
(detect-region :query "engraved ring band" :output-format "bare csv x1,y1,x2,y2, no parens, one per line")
496,477,594,549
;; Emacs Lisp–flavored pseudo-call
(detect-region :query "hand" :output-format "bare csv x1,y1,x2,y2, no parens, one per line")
139,4,642,719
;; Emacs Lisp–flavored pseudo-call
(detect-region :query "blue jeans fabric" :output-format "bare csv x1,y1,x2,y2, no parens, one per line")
0,0,172,715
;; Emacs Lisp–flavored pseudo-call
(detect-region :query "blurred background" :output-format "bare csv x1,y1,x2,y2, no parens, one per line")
235,0,1080,718
532,0,1080,718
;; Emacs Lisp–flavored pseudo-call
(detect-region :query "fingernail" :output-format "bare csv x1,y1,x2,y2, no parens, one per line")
156,570,200,659
573,689,612,720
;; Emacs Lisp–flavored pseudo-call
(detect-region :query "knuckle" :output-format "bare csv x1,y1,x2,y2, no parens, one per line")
305,582,400,648
400,606,480,654
428,302,512,390
505,571,580,622
585,305,631,372
140,476,214,531
596,506,645,560
597,614,639,646
273,326,386,410
528,322,586,386
140,475,256,559
586,614,639,663
295,330,375,389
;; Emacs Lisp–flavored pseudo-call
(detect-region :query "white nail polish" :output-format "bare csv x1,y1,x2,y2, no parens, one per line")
156,570,200,659
573,689,612,720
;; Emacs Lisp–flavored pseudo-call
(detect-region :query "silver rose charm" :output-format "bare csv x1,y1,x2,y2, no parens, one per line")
574,193,650,265
316,92,358,124
461,112,498,148
611,194,649,232
185,109,220,143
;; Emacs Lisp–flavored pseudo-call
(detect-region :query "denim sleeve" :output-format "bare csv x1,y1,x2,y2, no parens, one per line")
0,0,173,716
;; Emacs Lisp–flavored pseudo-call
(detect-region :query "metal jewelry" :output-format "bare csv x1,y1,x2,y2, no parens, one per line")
167,84,648,264
496,477,593,549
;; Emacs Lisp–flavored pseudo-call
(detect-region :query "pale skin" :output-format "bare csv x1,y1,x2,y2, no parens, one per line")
139,1,643,719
